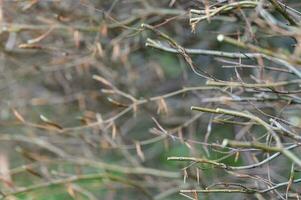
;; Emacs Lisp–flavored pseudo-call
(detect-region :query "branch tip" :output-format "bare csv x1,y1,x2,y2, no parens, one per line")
222,139,229,147
217,34,224,42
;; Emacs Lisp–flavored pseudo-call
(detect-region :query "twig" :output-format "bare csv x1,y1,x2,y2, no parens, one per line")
206,79,301,88
180,188,256,194
167,143,300,170
217,34,301,65
146,38,262,59
142,23,215,79
190,1,259,27
191,106,301,167
267,0,297,26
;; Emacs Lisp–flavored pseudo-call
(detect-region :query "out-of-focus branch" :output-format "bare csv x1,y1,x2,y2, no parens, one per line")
267,0,298,26
3,173,153,199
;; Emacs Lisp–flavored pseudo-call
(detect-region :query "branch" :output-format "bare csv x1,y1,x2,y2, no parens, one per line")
3,173,153,199
191,106,301,167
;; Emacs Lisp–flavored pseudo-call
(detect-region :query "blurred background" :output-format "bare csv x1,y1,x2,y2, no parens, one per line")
1,0,301,199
